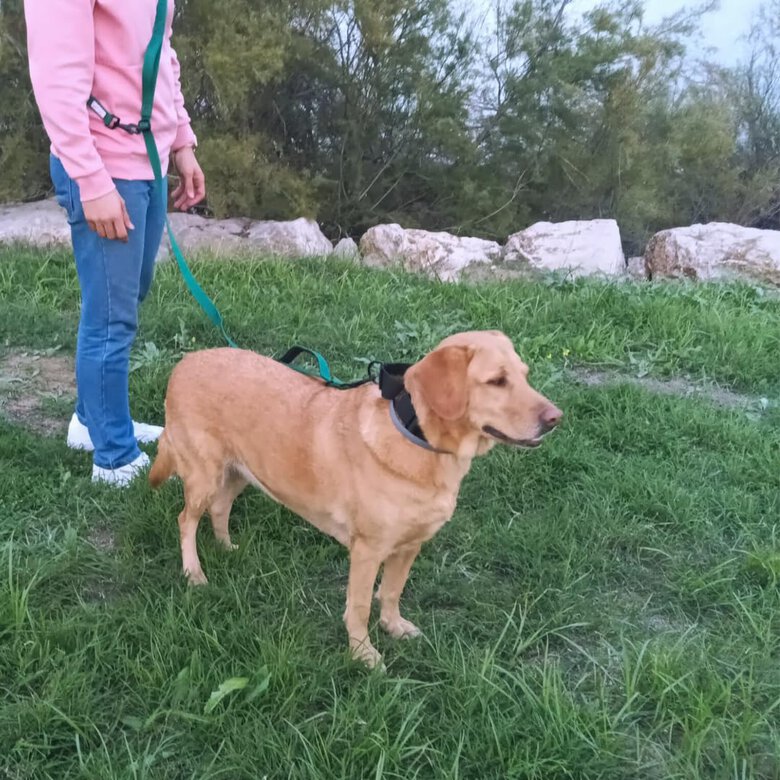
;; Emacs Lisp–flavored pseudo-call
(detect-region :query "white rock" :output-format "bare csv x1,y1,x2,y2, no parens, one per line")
333,237,360,260
360,224,406,265
359,224,501,281
159,214,334,261
643,223,780,285
504,219,626,277
0,200,336,262
245,217,333,258
0,199,71,246
626,256,648,280
161,212,251,260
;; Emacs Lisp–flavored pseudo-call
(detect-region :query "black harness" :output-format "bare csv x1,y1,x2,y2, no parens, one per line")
378,363,451,454
277,349,450,454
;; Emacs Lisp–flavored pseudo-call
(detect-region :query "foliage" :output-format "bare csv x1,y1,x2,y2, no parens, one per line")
1,0,778,251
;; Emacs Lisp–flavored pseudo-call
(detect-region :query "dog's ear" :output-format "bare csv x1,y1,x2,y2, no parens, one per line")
405,346,471,421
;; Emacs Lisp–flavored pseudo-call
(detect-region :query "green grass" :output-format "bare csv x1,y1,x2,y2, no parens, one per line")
1,246,779,779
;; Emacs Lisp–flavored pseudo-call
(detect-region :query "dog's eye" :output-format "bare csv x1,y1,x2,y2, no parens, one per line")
487,376,508,388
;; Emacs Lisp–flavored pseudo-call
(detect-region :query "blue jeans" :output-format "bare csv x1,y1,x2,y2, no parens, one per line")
50,155,167,469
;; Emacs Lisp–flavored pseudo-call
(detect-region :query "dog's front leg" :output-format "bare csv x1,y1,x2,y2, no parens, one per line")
178,504,207,586
377,544,422,639
344,538,384,669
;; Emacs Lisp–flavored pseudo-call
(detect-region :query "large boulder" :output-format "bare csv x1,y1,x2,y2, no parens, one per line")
359,224,501,281
0,199,70,246
161,214,333,260
503,219,626,277
162,212,251,259
644,223,780,285
244,217,333,258
0,199,334,261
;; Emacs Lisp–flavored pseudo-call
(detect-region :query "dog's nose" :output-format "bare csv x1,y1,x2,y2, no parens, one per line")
539,404,563,432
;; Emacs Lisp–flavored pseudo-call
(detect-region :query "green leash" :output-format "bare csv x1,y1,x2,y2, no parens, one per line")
89,0,237,348
142,0,237,348
86,0,367,387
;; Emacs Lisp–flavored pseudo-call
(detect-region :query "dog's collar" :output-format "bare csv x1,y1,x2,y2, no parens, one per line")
378,363,452,455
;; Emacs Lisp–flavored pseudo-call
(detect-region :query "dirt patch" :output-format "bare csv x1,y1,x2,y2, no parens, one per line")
570,368,769,411
87,526,117,553
81,576,125,605
0,349,75,435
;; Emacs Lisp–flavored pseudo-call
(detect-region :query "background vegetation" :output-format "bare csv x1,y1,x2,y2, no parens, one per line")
1,0,779,253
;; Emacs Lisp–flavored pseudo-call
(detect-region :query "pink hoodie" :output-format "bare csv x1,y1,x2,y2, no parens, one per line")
24,0,197,202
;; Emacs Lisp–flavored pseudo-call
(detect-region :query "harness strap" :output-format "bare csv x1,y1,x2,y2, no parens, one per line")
388,396,450,454
378,362,454,454
378,363,414,399
278,354,449,451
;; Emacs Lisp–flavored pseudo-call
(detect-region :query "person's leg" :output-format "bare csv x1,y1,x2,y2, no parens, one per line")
50,156,151,471
113,178,168,450
62,177,167,455
139,178,167,304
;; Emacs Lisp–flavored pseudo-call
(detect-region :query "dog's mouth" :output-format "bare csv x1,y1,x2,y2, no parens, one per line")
482,425,549,448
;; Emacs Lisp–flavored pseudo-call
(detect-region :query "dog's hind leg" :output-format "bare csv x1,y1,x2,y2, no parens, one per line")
178,475,215,586
208,471,247,551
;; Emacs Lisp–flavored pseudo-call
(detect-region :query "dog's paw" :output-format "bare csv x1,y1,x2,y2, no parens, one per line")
380,617,422,640
219,540,239,552
350,642,385,671
185,568,208,586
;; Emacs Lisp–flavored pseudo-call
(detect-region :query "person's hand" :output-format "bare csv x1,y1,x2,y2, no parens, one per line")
82,189,134,241
172,146,206,211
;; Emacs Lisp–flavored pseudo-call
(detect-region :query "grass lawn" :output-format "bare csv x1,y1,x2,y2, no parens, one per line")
1,246,779,779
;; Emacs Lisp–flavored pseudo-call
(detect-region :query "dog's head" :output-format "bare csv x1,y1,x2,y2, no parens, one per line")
404,330,562,456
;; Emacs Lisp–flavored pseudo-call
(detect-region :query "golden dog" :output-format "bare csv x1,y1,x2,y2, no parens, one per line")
149,330,562,668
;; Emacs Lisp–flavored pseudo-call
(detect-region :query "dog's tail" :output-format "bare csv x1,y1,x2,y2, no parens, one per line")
149,430,175,488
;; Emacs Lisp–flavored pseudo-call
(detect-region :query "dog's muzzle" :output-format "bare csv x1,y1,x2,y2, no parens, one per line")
482,406,562,448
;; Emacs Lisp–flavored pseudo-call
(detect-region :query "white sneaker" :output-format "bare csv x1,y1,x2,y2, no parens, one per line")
92,452,150,487
67,414,163,452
